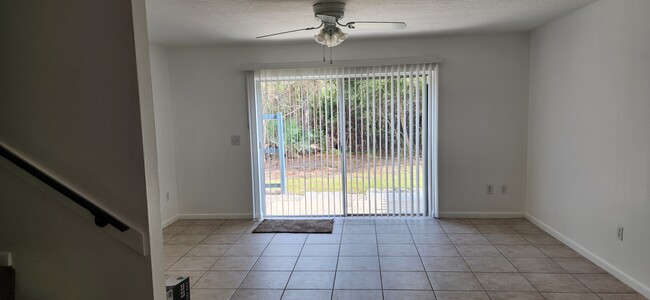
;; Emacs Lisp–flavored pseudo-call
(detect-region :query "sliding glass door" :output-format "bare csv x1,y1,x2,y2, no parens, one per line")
249,64,436,218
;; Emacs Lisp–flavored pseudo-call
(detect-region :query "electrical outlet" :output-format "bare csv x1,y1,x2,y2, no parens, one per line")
501,184,508,194
486,184,494,195
231,135,241,146
617,226,624,241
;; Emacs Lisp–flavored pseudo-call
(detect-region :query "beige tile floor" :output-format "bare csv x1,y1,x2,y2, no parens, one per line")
163,218,647,300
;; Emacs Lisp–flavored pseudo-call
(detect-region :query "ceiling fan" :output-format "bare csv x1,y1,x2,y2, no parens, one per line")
256,2,407,48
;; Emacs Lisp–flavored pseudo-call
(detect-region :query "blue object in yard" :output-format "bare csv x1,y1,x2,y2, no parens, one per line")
263,113,286,194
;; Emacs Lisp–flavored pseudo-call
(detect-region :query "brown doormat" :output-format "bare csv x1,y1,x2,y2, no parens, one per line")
252,219,334,234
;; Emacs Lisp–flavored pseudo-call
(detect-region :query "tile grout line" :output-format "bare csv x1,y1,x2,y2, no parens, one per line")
501,224,548,300
372,219,384,299
449,221,490,297
164,218,641,299
230,222,274,298
166,219,247,294
165,220,226,274
280,232,309,300
408,218,435,294
181,221,227,287
195,220,230,279
521,223,598,296
330,220,344,300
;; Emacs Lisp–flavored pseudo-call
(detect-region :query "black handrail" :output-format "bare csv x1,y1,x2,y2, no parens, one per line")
0,143,130,232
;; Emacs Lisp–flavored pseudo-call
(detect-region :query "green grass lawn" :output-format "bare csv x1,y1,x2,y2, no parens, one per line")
270,167,425,194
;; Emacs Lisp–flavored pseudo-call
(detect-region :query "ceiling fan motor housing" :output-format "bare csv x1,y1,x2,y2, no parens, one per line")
256,1,404,44
313,2,345,24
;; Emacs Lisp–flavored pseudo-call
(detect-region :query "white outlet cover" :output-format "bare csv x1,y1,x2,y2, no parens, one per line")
0,252,12,267
231,135,241,146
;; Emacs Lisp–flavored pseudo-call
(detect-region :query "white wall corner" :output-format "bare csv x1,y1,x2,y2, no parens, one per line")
130,0,166,299
162,215,180,228
526,214,650,298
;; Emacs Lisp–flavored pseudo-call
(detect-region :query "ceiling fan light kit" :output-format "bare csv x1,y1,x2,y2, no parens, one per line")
256,2,406,48
314,26,348,48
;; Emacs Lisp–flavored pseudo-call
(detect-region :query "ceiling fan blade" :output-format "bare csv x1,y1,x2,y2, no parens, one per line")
256,25,322,39
346,21,407,30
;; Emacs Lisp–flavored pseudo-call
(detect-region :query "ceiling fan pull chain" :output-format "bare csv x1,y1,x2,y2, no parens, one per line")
322,45,326,62
329,47,332,64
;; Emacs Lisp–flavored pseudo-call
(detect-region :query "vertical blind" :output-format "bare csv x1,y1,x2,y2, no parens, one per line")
254,64,434,217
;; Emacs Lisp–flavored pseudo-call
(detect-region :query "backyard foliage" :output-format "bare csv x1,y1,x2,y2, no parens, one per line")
260,75,428,158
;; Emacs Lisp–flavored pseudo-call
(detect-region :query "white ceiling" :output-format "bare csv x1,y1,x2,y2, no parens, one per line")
146,0,595,46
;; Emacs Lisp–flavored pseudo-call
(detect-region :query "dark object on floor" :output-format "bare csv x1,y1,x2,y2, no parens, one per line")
0,267,15,300
165,276,190,300
252,219,334,233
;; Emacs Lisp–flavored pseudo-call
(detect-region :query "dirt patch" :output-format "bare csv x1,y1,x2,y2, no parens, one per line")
263,154,422,179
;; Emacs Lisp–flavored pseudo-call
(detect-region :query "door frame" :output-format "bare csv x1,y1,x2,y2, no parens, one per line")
246,71,265,219
246,65,439,219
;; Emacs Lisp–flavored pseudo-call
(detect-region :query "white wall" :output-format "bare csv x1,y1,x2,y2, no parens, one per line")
0,167,154,299
161,33,530,217
0,0,161,298
150,44,180,224
527,0,650,296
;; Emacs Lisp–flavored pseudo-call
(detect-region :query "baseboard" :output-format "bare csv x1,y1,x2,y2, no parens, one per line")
438,212,525,218
526,214,650,298
178,213,254,220
162,213,254,227
162,215,180,228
